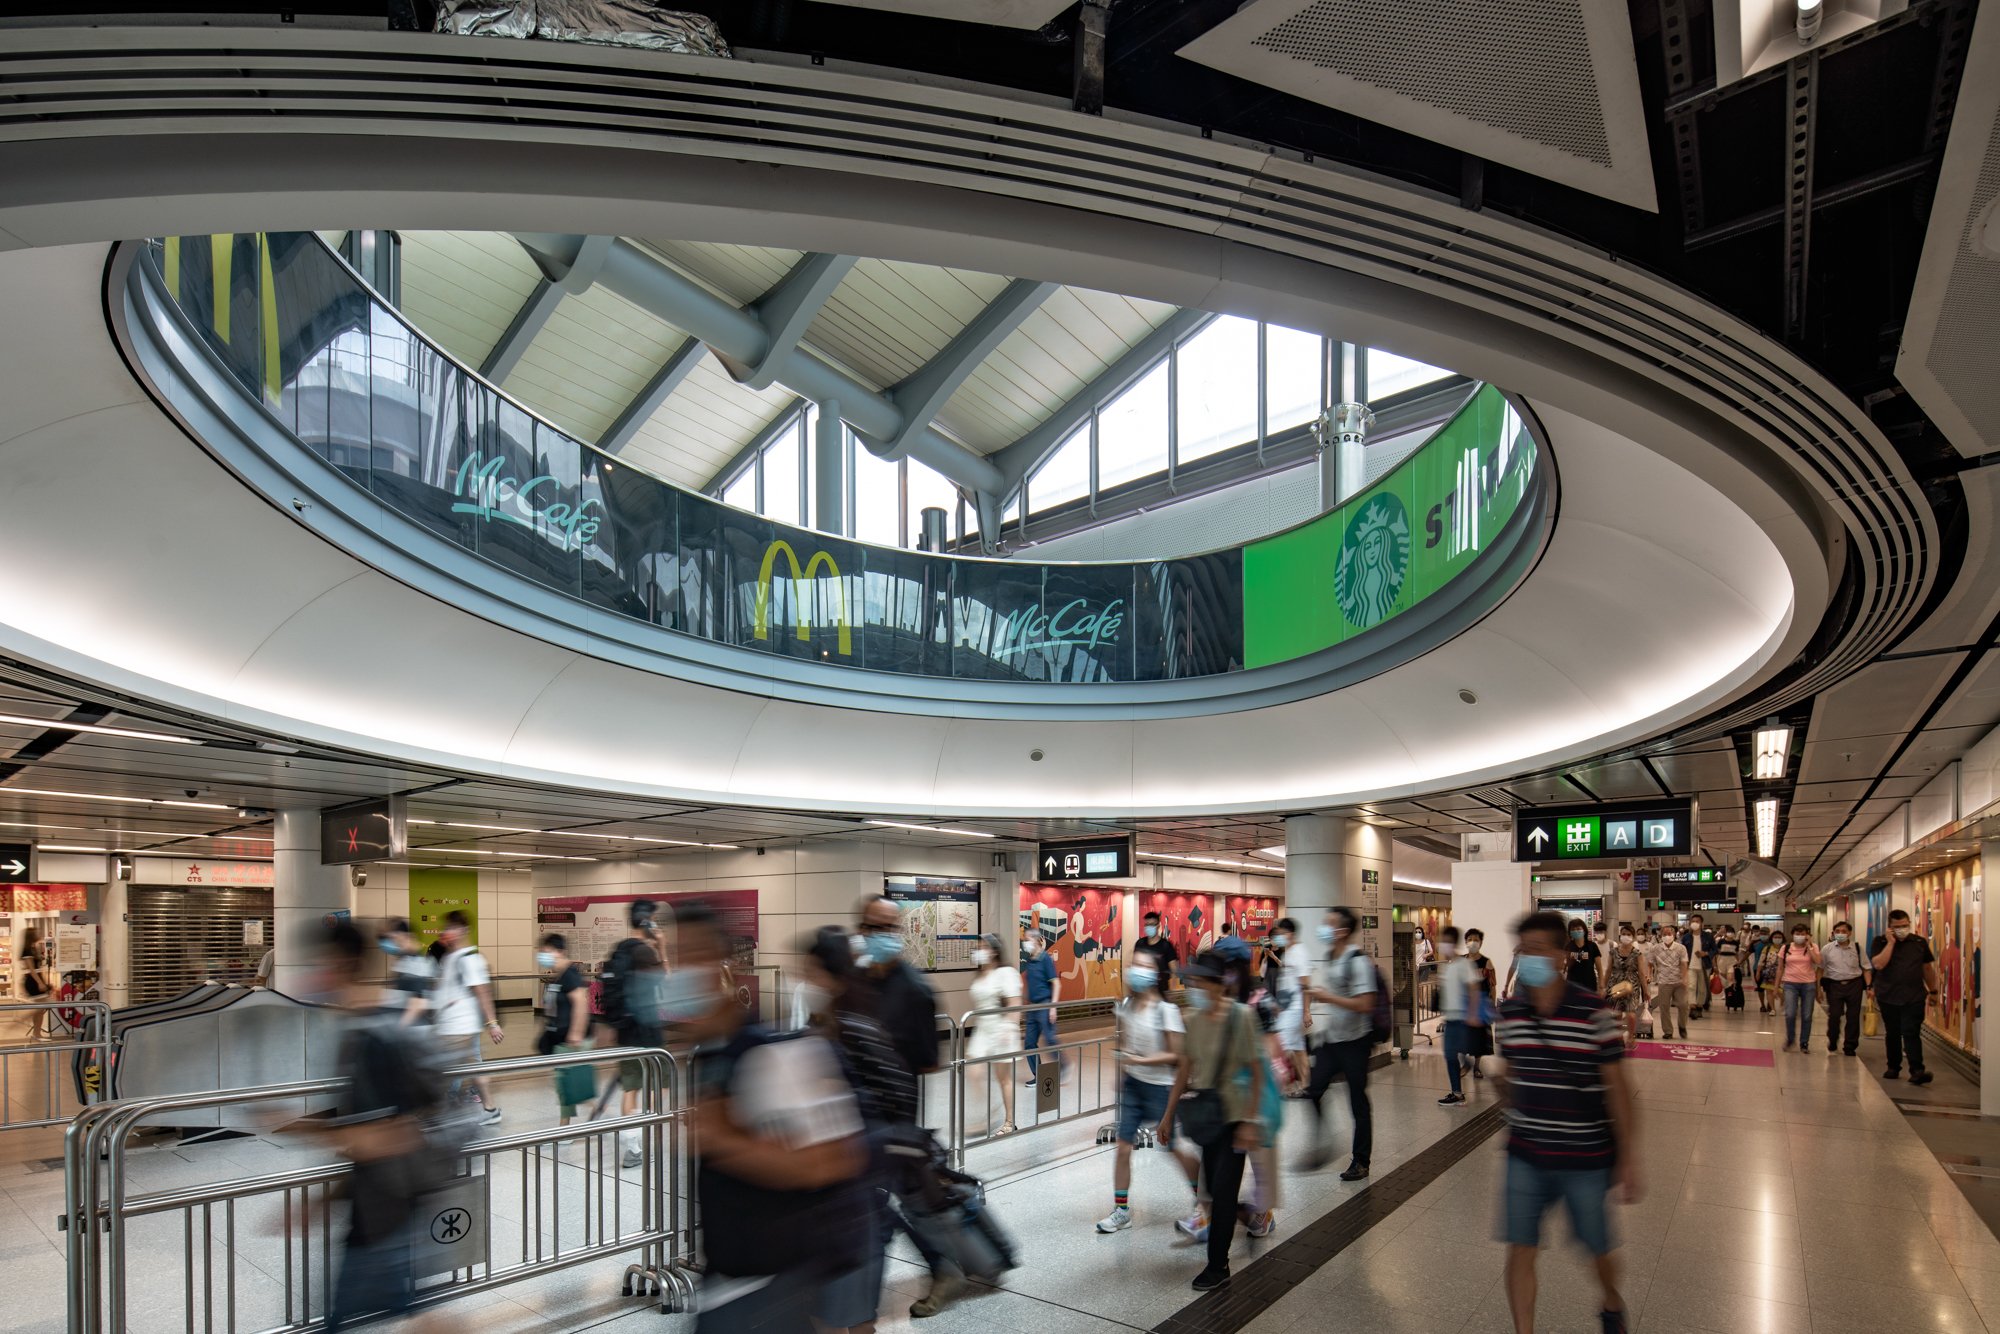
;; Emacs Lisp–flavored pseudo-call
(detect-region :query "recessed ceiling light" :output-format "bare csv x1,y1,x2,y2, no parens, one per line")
866,819,996,839
2,787,231,810
0,713,200,745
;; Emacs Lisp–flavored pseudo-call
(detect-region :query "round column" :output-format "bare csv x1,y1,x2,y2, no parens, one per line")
272,808,349,996
1285,814,1394,960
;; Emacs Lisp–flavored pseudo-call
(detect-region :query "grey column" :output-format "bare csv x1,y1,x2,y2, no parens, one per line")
98,878,129,1008
273,808,349,996
815,398,846,535
1286,814,1394,962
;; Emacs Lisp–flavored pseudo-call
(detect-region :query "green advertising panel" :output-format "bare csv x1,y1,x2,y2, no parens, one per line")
1242,385,1540,668
409,866,479,951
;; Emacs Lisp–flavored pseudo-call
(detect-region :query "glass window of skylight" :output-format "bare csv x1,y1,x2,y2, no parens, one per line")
721,465,756,514
1265,324,1324,435
1366,349,1451,401
761,420,803,526
1030,422,1091,512
1174,316,1258,465
906,459,959,549
854,445,901,546
1096,362,1169,491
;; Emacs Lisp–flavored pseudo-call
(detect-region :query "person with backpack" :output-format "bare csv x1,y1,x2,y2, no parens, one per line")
536,934,594,1127
672,905,870,1334
1778,925,1822,1052
431,911,503,1124
1297,906,1377,1181
597,900,665,1169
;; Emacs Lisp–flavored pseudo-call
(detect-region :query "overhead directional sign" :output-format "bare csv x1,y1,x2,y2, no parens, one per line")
320,796,408,866
0,843,31,883
1658,866,1730,901
1513,798,1697,862
1035,835,1133,882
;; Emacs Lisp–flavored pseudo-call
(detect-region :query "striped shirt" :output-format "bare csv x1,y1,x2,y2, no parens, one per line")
1497,983,1623,1170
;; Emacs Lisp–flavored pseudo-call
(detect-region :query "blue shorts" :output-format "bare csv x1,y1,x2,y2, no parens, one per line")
1500,1154,1615,1256
1116,1075,1173,1143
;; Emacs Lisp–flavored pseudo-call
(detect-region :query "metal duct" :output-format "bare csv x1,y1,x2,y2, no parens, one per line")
435,0,733,55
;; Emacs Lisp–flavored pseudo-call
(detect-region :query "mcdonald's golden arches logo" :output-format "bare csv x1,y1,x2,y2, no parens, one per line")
753,540,852,656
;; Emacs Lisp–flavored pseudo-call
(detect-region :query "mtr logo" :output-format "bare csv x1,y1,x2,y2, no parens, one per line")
753,539,852,657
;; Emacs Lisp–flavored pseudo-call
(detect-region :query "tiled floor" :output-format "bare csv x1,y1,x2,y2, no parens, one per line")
2,1006,1996,1333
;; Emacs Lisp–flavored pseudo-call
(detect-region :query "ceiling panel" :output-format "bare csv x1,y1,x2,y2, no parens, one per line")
622,359,796,490
1565,760,1667,799
638,239,803,306
1648,748,1742,794
395,230,545,372
506,285,690,444
1804,654,1967,743
1925,650,2000,733
806,258,1008,392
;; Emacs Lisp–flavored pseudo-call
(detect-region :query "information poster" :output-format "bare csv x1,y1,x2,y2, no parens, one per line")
884,877,982,973
1140,891,1218,964
409,868,479,951
534,890,762,1013
1223,894,1281,942
1019,884,1124,1000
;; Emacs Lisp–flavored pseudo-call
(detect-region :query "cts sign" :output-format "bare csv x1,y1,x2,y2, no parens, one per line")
1035,835,1133,882
1513,799,1697,862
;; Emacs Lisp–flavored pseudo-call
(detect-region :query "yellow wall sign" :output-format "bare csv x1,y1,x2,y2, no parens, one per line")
753,539,852,656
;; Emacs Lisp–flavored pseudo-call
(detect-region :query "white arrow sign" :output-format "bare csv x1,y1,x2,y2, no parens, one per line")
0,860,24,875
1525,827,1551,852
1043,855,1059,874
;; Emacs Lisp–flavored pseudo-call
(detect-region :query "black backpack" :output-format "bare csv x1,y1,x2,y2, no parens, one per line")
600,937,663,1038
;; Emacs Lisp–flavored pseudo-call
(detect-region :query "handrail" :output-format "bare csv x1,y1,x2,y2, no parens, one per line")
131,232,1547,693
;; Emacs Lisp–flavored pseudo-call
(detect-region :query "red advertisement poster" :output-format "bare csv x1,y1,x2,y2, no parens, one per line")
1018,883,1125,1001
1140,891,1220,964
1224,894,1281,942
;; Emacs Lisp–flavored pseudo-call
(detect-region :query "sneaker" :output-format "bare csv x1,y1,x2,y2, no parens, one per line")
1600,1308,1628,1334
1096,1206,1132,1233
910,1274,963,1319
1245,1210,1276,1238
481,1105,504,1124
1175,1211,1210,1242
1438,1092,1467,1107
1911,1070,1935,1086
1191,1266,1230,1292
621,1147,643,1169
1339,1163,1370,1182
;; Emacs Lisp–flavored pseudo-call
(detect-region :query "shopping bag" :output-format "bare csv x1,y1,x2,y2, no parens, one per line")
554,1049,597,1107
1863,996,1881,1038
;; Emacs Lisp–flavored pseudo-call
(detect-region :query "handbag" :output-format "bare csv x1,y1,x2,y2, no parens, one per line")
553,1047,596,1106
1177,1006,1243,1148
1709,973,1725,996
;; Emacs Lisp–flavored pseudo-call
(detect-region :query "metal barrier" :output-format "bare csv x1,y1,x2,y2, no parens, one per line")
0,1000,113,1132
950,1000,1119,1165
63,1045,693,1334
1411,962,1441,1048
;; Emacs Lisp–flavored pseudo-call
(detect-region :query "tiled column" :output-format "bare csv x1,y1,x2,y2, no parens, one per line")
272,808,348,996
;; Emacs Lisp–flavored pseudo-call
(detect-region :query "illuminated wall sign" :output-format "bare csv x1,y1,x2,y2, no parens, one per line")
0,842,32,884
132,857,276,887
451,453,603,550
1036,835,1134,881
320,796,408,866
1658,866,1730,901
1243,386,1538,668
1513,798,1697,862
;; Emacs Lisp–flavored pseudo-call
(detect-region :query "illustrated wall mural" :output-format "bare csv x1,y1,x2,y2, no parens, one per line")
1912,860,1980,1056
1018,884,1124,1001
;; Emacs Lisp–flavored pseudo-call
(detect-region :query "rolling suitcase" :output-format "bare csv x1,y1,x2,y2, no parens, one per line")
887,1130,1018,1284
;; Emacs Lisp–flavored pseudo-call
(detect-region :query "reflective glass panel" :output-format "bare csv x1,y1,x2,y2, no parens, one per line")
1265,324,1324,435
1366,350,1451,402
1175,316,1258,465
1096,362,1169,492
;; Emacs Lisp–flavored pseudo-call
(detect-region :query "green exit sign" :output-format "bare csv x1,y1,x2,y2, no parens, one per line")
1560,816,1600,857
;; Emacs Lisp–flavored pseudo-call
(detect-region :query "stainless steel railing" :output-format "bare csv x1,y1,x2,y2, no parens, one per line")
63,1045,693,1334
950,999,1120,1165
0,1000,113,1132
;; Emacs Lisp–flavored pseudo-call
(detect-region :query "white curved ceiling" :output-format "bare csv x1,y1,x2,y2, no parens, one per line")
0,243,1802,818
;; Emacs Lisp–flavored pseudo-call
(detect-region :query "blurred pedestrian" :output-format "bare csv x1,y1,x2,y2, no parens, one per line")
1267,918,1310,1090
799,926,915,1334
598,900,665,1167
1438,925,1485,1104
1298,906,1375,1180
1219,936,1285,1239
965,933,1022,1136
1495,911,1639,1334
535,934,593,1127
675,905,868,1334
1097,946,1200,1235
1681,915,1716,1020
431,911,503,1124
377,919,433,1025
1603,926,1643,1052
1159,952,1265,1292
1020,929,1063,1081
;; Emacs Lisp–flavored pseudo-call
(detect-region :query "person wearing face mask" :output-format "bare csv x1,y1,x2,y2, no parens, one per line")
1097,947,1201,1234
965,933,1022,1136
1716,925,1742,1010
1817,920,1871,1057
1495,911,1640,1334
1140,911,1181,982
1019,929,1064,1083
1298,907,1376,1180
598,900,666,1168
1778,924,1821,1052
677,907,870,1334
1462,930,1497,1079
534,934,593,1127
1679,916,1717,1020
1437,925,1485,1106
1870,909,1941,1085
1566,919,1604,993
1603,926,1644,1052
376,919,434,1026
431,910,504,1125
1265,918,1310,1091
1157,953,1266,1291
852,895,956,1317
1640,922,1689,1041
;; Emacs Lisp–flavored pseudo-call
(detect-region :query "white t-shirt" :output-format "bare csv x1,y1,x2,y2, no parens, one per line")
391,953,435,1012
1117,994,1186,1086
1279,944,1307,1005
433,947,491,1036
970,966,1022,1027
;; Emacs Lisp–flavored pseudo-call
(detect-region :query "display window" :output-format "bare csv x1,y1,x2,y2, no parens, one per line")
1912,861,1980,1056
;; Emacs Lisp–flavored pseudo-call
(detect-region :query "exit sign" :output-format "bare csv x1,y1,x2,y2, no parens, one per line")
1513,799,1697,862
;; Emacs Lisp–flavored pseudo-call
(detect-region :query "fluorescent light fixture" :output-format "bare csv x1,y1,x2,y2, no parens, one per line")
0,820,89,833
1,787,232,810
866,819,997,839
1797,0,1823,44
1751,724,1791,780
1140,853,1280,872
1754,797,1780,859
420,846,597,861
37,844,115,853
409,817,735,849
0,712,200,745
104,828,275,843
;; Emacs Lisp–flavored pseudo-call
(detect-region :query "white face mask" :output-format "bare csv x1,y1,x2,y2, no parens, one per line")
1892,926,1911,939
1146,924,1161,939
1792,934,1808,944
970,948,993,967
1834,933,1849,944
1271,933,1289,948
1439,941,1457,958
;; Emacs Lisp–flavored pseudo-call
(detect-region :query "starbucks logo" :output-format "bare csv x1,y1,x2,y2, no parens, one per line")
1335,494,1411,630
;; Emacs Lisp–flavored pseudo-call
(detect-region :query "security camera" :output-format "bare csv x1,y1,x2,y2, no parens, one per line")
184,789,201,799
349,868,368,888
